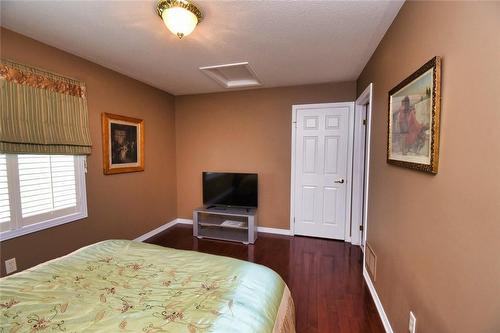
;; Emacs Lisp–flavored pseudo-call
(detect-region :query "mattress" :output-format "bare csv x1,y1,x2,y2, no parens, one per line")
0,240,295,333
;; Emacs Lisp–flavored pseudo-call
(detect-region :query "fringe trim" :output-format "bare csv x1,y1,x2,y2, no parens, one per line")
273,285,296,333
0,60,86,98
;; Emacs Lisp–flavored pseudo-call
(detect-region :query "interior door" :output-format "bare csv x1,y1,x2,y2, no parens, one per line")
293,103,352,239
352,102,368,247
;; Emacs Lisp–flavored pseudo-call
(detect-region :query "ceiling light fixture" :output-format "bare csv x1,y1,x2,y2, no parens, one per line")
156,0,202,39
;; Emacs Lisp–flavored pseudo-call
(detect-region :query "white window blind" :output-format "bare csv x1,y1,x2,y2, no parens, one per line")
18,155,77,218
0,155,10,231
0,154,87,241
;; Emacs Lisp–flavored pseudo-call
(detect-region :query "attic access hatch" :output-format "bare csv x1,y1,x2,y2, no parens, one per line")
199,62,261,89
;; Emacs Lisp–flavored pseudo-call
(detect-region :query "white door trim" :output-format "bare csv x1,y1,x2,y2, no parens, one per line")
355,83,373,250
350,103,365,246
350,84,373,246
290,102,355,241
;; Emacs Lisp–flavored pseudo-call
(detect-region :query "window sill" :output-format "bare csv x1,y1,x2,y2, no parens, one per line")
0,210,87,242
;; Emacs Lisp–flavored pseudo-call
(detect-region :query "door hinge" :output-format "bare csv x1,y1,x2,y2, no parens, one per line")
359,225,364,231
363,119,367,125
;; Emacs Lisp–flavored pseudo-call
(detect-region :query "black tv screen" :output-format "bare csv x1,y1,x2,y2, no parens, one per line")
203,172,258,208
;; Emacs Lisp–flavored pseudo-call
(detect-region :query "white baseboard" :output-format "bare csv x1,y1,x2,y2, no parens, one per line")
175,218,292,236
176,218,193,225
134,218,292,242
363,268,394,333
257,226,292,236
134,219,178,242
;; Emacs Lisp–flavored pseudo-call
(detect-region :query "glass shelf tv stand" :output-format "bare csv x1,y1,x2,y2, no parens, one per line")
193,207,257,245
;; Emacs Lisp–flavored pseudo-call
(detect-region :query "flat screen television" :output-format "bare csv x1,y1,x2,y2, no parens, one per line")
202,172,258,208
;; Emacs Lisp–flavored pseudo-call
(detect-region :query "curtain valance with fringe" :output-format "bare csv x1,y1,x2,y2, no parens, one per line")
0,59,91,155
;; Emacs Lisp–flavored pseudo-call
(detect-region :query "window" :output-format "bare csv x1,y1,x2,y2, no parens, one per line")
0,154,87,241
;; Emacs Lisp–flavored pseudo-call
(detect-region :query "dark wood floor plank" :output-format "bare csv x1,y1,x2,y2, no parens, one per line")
146,224,384,333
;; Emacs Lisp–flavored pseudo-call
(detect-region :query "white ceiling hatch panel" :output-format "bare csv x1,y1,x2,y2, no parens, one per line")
200,62,261,88
0,1,404,95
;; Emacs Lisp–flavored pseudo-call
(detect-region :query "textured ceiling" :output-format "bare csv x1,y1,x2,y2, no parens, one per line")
0,1,403,95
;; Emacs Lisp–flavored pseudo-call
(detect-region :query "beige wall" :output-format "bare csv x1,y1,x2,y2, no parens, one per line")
0,28,178,275
0,27,355,275
3,4,498,329
175,83,355,229
357,2,500,332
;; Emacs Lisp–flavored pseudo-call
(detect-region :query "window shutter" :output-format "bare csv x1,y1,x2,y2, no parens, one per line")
0,153,86,241
18,155,77,219
50,156,77,210
0,154,10,230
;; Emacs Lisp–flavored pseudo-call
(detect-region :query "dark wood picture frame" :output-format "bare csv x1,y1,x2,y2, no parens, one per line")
387,56,442,174
101,113,144,175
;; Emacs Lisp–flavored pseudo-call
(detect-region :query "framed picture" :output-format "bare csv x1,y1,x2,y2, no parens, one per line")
101,113,144,175
387,56,442,174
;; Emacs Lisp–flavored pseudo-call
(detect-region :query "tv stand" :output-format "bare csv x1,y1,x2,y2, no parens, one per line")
193,207,257,244
206,205,251,213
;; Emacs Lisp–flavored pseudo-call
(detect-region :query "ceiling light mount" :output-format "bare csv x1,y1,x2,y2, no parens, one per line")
156,0,203,39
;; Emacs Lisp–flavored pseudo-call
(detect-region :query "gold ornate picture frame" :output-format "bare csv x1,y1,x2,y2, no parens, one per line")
102,113,144,175
387,56,442,174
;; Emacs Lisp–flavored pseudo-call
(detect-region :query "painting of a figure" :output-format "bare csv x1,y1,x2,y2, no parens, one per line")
387,57,441,173
102,113,144,174
111,123,137,164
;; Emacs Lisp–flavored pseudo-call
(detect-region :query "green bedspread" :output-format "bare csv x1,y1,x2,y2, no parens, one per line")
0,240,285,332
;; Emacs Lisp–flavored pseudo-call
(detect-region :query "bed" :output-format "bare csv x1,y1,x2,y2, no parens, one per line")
0,240,295,332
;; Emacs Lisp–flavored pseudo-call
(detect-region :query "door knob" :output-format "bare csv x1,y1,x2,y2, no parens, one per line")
334,178,345,184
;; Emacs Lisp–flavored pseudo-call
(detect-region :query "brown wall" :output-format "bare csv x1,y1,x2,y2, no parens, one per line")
357,2,500,332
175,83,355,229
0,28,178,275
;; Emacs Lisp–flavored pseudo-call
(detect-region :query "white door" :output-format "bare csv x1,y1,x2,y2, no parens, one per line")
293,103,353,240
351,103,368,247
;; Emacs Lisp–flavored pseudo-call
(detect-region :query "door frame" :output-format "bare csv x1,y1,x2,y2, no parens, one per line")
290,102,355,241
352,83,373,249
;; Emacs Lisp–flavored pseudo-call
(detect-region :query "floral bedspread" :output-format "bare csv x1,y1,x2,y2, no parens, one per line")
0,240,285,332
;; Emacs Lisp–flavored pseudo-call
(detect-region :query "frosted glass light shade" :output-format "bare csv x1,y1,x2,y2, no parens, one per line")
162,7,198,39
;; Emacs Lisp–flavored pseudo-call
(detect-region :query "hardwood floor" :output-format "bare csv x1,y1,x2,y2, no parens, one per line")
146,224,384,333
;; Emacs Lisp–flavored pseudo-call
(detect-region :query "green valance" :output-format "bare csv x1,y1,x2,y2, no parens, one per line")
0,59,92,155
